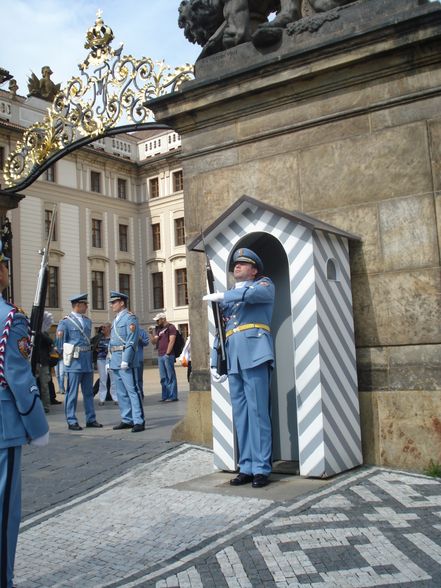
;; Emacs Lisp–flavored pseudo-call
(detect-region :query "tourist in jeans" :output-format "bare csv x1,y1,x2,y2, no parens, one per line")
149,313,179,402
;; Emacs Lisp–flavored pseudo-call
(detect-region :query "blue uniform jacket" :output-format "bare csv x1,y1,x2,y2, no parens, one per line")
0,299,49,448
212,276,275,374
109,309,139,369
56,314,93,373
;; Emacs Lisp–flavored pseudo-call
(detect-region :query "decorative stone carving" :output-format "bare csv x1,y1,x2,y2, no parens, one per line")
287,7,340,35
8,79,18,99
178,0,356,55
27,66,61,102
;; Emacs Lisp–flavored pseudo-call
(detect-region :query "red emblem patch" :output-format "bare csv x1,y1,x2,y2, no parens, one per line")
129,323,136,332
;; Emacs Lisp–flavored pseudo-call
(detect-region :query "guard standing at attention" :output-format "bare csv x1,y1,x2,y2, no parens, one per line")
109,291,145,432
203,247,275,488
56,293,102,431
0,242,49,588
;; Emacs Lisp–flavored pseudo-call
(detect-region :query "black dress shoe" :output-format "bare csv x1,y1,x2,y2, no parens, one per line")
50,399,62,405
131,423,145,433
68,423,83,431
86,421,103,428
229,473,253,486
113,421,133,430
252,474,270,488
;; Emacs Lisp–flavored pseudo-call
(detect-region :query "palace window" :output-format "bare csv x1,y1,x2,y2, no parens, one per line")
92,271,105,310
173,170,183,192
91,171,101,193
174,218,185,246
117,178,127,200
92,218,102,248
149,177,159,198
152,223,161,251
119,224,128,252
152,272,164,309
175,268,188,307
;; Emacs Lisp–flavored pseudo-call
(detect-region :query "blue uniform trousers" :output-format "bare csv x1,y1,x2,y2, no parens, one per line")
113,368,144,425
228,362,272,476
64,372,96,425
158,355,178,401
0,446,21,588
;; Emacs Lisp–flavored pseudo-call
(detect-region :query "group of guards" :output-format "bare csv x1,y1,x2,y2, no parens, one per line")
56,290,147,433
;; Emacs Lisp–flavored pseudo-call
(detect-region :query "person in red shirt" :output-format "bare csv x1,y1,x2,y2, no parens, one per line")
149,313,179,402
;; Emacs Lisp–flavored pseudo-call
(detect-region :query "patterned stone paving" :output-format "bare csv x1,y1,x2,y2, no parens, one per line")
15,445,441,587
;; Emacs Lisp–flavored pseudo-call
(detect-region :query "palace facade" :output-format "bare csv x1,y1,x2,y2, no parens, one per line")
0,87,188,363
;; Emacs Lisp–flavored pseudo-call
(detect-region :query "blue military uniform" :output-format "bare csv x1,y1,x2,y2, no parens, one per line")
211,248,275,481
109,292,144,428
56,294,98,428
136,328,150,396
0,298,49,588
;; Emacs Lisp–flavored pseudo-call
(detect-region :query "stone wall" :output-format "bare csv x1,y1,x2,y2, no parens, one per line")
151,0,441,471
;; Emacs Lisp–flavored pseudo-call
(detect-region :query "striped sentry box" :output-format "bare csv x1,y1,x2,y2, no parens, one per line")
190,195,362,478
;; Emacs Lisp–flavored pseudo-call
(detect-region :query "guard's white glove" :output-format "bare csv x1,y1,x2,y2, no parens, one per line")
30,431,49,447
105,363,110,372
120,361,129,370
203,292,225,302
211,367,228,384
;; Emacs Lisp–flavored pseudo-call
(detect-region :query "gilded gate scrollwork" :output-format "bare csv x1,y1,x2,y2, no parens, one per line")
3,11,194,192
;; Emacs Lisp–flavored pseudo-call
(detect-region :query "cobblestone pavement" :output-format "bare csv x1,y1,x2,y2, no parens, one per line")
20,367,189,519
15,441,441,588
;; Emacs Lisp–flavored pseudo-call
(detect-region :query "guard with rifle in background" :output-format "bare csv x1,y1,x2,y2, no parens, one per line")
203,247,275,488
0,239,49,588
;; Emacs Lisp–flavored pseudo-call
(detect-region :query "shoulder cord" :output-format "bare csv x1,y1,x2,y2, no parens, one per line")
114,322,126,345
0,308,41,416
0,306,20,386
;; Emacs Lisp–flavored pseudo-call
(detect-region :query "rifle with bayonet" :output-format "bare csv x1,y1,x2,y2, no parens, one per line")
30,204,57,375
201,233,227,377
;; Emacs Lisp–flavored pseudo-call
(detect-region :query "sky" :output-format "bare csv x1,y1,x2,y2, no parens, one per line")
1,0,439,95
0,0,201,95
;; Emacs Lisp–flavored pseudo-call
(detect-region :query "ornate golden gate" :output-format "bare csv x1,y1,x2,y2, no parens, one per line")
2,11,194,194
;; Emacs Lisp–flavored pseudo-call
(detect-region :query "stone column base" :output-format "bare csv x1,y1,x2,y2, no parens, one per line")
360,390,441,472
171,390,213,447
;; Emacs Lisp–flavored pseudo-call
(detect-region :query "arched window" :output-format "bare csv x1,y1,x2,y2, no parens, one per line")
326,258,338,281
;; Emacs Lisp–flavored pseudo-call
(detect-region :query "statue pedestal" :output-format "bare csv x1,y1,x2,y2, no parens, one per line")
150,0,441,472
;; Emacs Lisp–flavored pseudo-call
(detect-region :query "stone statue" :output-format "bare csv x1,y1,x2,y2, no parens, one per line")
178,0,355,56
27,66,61,102
8,79,18,99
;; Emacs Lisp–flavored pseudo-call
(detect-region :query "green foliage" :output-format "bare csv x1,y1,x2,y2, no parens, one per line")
424,460,441,478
